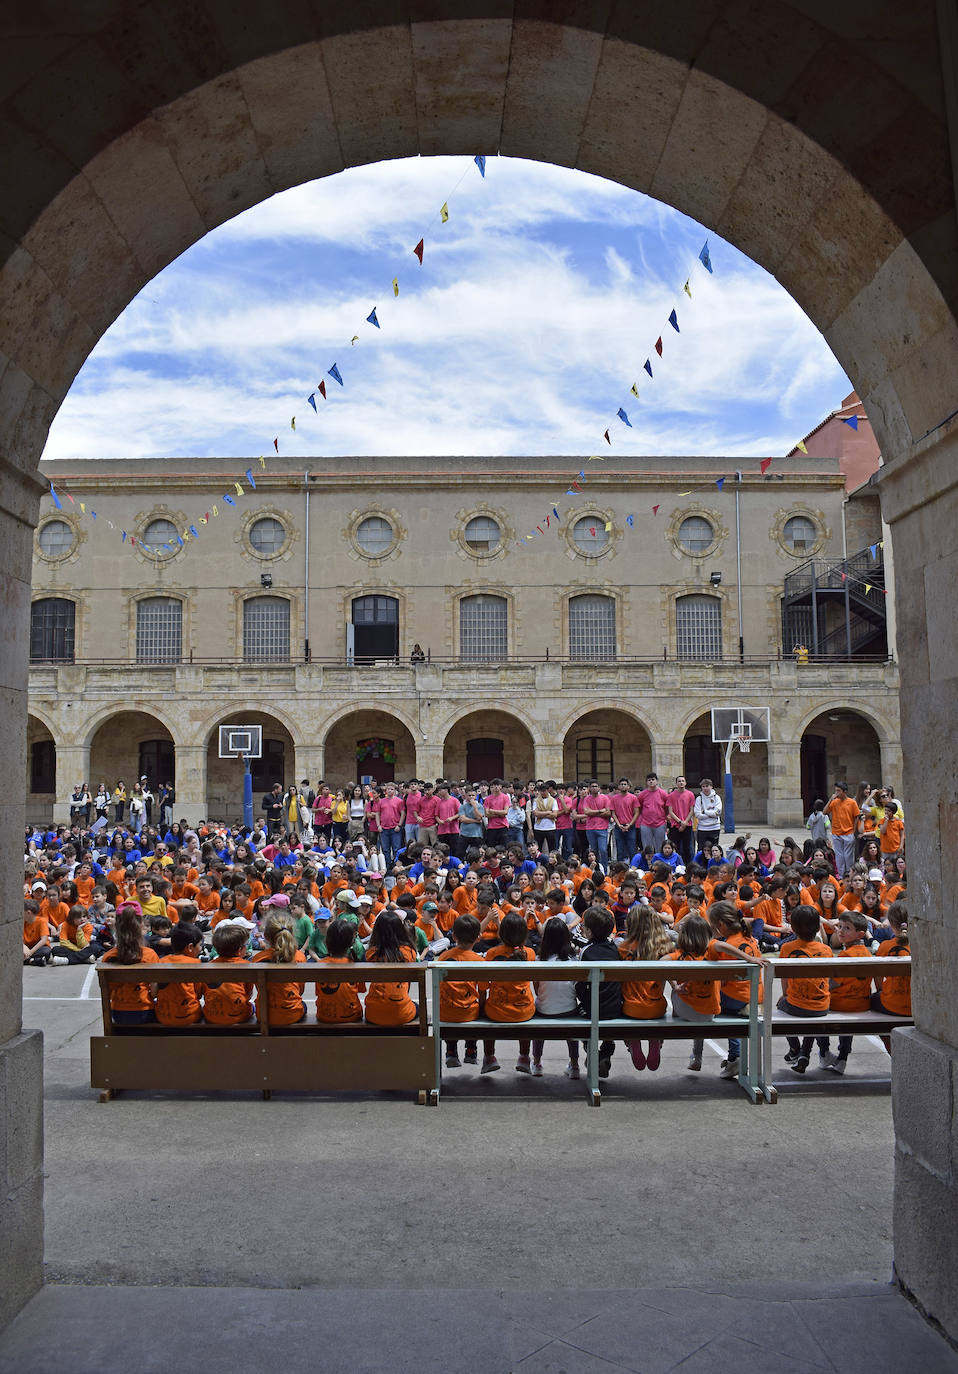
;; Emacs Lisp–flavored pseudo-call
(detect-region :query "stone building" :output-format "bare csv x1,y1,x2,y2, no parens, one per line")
28,452,899,827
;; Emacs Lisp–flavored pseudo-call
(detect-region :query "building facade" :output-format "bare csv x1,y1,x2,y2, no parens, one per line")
28,454,900,826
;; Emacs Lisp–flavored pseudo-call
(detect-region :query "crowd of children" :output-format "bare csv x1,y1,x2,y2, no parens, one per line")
23,776,910,1081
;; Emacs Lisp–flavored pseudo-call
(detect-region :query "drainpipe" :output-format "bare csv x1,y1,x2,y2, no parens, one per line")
304,472,310,663
735,471,744,662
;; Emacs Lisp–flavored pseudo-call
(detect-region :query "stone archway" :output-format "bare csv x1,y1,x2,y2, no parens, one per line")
88,710,175,817
25,713,56,821
441,708,535,783
2,4,958,1339
323,709,417,787
561,708,653,787
205,710,296,821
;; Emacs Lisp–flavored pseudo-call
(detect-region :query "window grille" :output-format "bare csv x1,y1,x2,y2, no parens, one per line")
676,594,722,660
576,737,613,785
352,595,399,625
249,517,286,555
569,594,616,661
244,596,290,661
572,517,609,554
30,598,75,662
459,594,507,661
141,518,177,553
783,515,816,553
356,517,394,555
678,516,714,553
136,597,182,662
464,516,501,552
37,520,73,557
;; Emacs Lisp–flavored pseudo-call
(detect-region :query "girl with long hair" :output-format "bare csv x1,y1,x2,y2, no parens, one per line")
100,901,159,1024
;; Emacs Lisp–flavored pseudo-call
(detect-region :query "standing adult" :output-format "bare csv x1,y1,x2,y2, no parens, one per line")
158,781,174,829
140,777,154,826
529,782,559,856
262,783,284,836
610,778,640,862
692,778,722,851
636,773,670,857
666,774,696,865
416,782,440,848
375,782,406,868
824,781,860,878
457,788,486,856
403,780,422,848
580,779,613,868
483,779,511,845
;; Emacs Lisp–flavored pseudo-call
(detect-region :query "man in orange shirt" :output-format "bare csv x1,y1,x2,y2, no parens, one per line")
824,781,860,878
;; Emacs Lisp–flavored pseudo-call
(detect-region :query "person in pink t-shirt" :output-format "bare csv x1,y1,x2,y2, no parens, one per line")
436,782,462,856
374,784,406,868
483,780,510,833
554,785,577,860
403,782,422,846
580,780,613,868
636,773,670,857
610,778,640,863
416,783,441,846
666,775,696,865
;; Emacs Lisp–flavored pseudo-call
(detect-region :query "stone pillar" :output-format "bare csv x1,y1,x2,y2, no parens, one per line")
767,740,803,828
0,458,44,1326
651,743,684,783
53,743,91,824
294,744,325,787
879,739,904,796
879,429,958,1341
415,742,444,781
173,744,207,824
534,745,563,780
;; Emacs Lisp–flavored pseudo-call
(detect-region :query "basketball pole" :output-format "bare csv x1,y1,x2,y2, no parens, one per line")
724,739,735,835
242,754,253,830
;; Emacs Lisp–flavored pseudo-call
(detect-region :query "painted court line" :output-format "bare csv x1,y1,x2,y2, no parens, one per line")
80,964,97,999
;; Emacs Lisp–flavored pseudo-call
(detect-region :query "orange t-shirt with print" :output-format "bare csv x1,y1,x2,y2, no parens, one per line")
875,938,911,1015
313,957,365,1024
202,955,254,1025
618,939,667,1019
101,946,160,1012
777,938,832,1011
482,944,536,1022
170,880,199,903
252,948,307,1025
752,896,788,936
665,949,720,1016
364,946,419,1026
452,885,479,916
155,953,204,1025
436,946,484,1022
195,890,221,916
829,943,873,1012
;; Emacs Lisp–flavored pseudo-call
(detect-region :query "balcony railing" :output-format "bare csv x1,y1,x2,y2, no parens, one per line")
29,650,895,670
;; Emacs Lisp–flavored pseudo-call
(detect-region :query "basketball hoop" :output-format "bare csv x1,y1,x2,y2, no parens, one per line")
738,735,751,753
730,722,753,754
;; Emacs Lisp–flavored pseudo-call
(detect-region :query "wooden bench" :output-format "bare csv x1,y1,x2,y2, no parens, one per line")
92,962,436,1103
759,956,912,1103
429,960,764,1106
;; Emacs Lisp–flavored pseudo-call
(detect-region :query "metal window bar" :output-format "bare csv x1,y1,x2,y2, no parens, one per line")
136,597,182,662
569,595,616,661
352,595,399,625
459,595,507,661
676,594,722,660
244,596,290,662
679,516,713,552
29,598,75,662
249,518,285,554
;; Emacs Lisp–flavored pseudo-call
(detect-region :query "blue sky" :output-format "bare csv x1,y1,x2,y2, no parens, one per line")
41,156,851,461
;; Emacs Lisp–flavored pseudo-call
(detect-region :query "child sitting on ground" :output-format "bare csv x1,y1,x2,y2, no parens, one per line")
777,904,833,1074
22,899,51,966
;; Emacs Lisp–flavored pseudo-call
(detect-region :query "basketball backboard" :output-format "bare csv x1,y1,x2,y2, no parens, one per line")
710,706,771,744
218,724,263,758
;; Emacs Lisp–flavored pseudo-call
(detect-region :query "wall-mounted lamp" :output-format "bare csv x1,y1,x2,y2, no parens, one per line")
709,571,722,587
260,573,273,589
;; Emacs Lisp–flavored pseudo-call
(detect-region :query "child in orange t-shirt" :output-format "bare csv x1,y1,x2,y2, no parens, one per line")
879,804,905,856
481,911,536,1074
313,918,366,1024
619,905,672,1071
777,905,833,1073
156,922,205,1026
253,913,307,1025
364,911,420,1026
873,899,911,1018
22,900,51,965
100,902,160,1024
665,913,720,1072
203,922,254,1025
706,902,765,1079
436,913,484,1066
821,912,873,1075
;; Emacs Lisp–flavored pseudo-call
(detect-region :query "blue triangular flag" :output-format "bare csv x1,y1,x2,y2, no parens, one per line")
223,494,236,506
716,477,725,490
189,525,198,538
245,469,256,489
626,514,634,528
91,511,96,520
176,535,184,547
842,416,859,430
699,241,713,273
50,484,63,510
328,363,343,386
474,155,486,177
307,393,317,412
617,407,632,428
366,308,380,329
552,506,559,520
121,531,126,543
644,359,653,378
668,309,679,332
869,543,878,560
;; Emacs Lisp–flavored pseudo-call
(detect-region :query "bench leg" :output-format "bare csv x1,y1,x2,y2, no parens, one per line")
588,1088,601,1107
98,1088,115,1103
417,1090,427,1106
428,1088,440,1106
262,1089,272,1101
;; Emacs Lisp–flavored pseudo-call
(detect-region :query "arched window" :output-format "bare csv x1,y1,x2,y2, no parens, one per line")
459,594,507,661
569,594,616,661
136,597,182,662
676,594,722,660
141,518,177,553
572,517,609,554
351,594,399,662
30,598,75,662
37,519,74,557
783,515,817,553
678,516,714,553
243,596,290,661
249,516,286,555
463,515,501,553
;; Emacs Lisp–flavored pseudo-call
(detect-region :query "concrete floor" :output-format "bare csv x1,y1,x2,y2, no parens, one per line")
7,951,957,1371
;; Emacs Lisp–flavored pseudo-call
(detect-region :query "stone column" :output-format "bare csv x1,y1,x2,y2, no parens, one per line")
0,458,44,1326
53,743,91,825
173,744,207,824
651,743,684,783
294,744,325,787
767,740,803,828
534,745,563,780
879,739,904,796
415,742,444,780
879,429,958,1340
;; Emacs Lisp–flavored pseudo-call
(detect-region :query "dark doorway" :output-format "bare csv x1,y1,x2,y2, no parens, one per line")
466,737,504,783
251,739,285,794
352,595,399,663
30,739,55,793
357,739,396,785
139,739,175,787
575,736,613,785
684,734,722,789
800,733,827,814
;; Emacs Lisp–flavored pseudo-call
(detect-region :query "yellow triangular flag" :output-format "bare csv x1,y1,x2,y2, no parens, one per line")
879,540,884,549
234,483,243,496
212,505,218,517
865,583,872,594
679,490,693,496
351,335,359,345
259,456,266,469
79,502,85,513
796,440,808,453
630,384,639,398
604,521,612,532
440,202,449,223
587,454,605,461
291,417,296,431
392,277,399,297
683,279,691,298
200,516,208,525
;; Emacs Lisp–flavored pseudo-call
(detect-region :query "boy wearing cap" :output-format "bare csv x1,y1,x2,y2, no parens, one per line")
416,900,450,956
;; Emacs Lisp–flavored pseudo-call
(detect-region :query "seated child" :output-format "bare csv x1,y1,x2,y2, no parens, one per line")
364,910,420,1027
253,913,308,1025
314,917,366,1024
50,903,100,964
777,904,833,1073
618,905,671,1072
22,899,51,966
203,921,255,1025
665,913,720,1073
873,899,911,1018
822,911,873,1074
706,901,765,1080
575,906,623,1080
146,912,174,957
100,901,160,1025
436,914,484,1067
156,922,205,1026
481,910,536,1075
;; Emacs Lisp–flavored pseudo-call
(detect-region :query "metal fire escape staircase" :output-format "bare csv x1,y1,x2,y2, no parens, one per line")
781,546,888,658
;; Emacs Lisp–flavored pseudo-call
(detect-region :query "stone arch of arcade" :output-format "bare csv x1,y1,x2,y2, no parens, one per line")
2,4,958,1341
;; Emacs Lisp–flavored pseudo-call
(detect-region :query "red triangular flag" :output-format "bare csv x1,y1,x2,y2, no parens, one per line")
654,336,663,356
652,505,660,515
760,458,772,474
273,438,279,453
603,429,611,445
413,238,424,264
589,526,596,537
319,379,326,399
